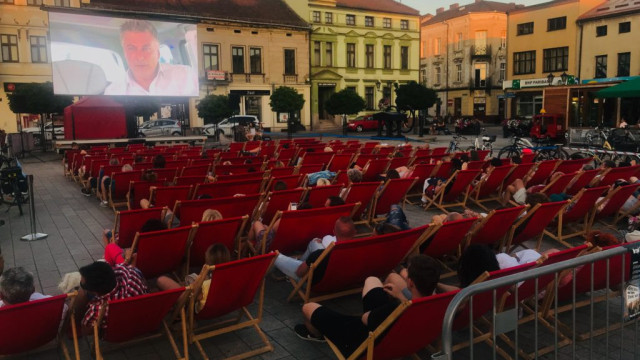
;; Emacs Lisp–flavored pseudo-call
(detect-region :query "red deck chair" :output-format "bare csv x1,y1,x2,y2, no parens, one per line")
538,172,577,196
127,180,164,210
229,142,245,152
304,184,344,208
189,253,277,360
85,158,109,184
466,160,487,170
64,149,81,177
300,152,334,167
265,174,303,191
0,293,78,360
468,165,514,210
214,163,259,175
505,200,568,252
172,194,262,226
404,163,437,203
341,181,381,221
276,148,297,163
555,158,592,174
173,175,206,186
375,146,395,156
205,149,222,158
502,162,536,190
521,152,535,163
328,153,354,172
362,159,390,182
369,178,417,224
431,161,453,179
99,164,124,181
354,154,379,168
128,225,196,279
363,141,379,148
565,169,600,195
268,166,296,177
113,207,167,248
258,189,305,225
260,145,276,158
596,165,640,186
193,178,263,199
525,160,559,187
94,288,188,360
423,170,480,213
216,171,266,182
150,185,193,210
262,203,359,254
190,216,248,267
421,218,477,272
476,149,491,160
466,206,526,249
413,148,431,157
107,170,143,210
218,151,240,160
332,170,349,186
164,160,183,169
296,163,325,175
589,183,640,228
431,147,448,156
289,224,434,303
149,168,177,182
179,164,210,177
388,156,410,170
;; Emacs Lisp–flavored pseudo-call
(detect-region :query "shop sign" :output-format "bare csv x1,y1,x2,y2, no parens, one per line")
206,70,226,81
473,97,486,104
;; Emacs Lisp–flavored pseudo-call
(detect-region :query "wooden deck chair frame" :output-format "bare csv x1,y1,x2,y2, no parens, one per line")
368,177,417,226
538,171,577,197
107,171,143,211
588,183,640,230
187,216,248,268
112,207,167,249
503,201,570,252
422,170,479,213
465,206,526,250
188,253,277,360
523,159,559,187
468,165,515,211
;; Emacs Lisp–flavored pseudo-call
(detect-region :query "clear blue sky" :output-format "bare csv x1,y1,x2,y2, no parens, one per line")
401,0,548,15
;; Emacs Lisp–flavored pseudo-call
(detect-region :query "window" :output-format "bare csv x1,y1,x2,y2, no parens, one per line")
547,16,566,31
30,36,47,63
383,18,391,28
365,87,375,110
434,38,441,55
365,44,374,68
325,12,333,24
54,0,70,6
325,42,333,67
435,67,441,85
1,34,18,63
517,22,534,35
313,41,321,66
312,11,321,23
456,33,463,50
513,50,536,75
500,30,507,48
400,19,409,30
617,52,630,77
595,55,607,78
400,46,409,70
499,63,506,81
346,43,356,67
232,46,245,74
456,64,462,82
383,45,391,69
619,21,631,33
365,16,374,27
474,63,487,87
543,46,568,72
203,44,219,70
27,0,43,5
596,25,607,37
284,49,296,75
346,14,355,26
249,47,261,74
346,86,357,93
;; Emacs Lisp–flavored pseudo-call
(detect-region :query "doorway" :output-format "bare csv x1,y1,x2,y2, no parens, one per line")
318,86,335,120
245,96,262,120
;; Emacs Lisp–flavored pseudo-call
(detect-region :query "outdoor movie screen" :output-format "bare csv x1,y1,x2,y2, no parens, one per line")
49,12,199,97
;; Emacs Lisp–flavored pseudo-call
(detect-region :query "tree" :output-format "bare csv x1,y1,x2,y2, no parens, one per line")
269,86,305,134
196,94,234,125
394,81,438,134
325,89,366,134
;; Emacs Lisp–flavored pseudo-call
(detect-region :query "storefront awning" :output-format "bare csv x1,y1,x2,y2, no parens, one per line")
596,77,640,98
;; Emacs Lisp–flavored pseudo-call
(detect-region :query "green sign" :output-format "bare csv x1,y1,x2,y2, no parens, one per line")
512,79,520,90
567,75,576,85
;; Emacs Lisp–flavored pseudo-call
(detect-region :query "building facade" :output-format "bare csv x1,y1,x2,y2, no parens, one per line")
420,0,518,122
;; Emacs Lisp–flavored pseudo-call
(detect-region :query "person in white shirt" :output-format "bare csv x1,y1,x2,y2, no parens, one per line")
104,20,198,96
0,267,49,307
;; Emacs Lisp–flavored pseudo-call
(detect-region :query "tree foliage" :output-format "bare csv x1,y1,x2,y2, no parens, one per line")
325,89,366,116
7,82,72,115
269,86,305,113
394,81,438,111
196,94,234,124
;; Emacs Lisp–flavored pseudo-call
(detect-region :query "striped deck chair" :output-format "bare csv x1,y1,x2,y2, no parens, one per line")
466,206,526,249
468,165,515,210
504,200,569,252
423,170,480,213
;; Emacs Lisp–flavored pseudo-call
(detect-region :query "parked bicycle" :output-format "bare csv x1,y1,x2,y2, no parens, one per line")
531,137,569,161
447,135,465,154
466,128,496,157
498,135,534,159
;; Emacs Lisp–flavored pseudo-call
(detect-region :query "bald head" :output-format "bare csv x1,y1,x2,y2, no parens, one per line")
444,212,463,223
334,216,357,241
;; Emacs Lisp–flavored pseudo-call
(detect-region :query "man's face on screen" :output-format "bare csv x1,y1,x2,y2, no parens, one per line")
121,30,160,84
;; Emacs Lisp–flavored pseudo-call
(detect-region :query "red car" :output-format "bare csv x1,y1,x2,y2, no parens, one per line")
347,114,379,132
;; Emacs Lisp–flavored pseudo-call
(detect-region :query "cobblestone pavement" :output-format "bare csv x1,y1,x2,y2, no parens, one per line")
0,134,636,359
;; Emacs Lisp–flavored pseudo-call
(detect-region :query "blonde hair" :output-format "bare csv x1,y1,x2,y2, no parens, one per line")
121,164,133,172
201,209,223,222
205,244,231,265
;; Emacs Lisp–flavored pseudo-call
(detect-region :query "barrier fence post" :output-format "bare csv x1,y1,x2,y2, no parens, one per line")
20,174,47,241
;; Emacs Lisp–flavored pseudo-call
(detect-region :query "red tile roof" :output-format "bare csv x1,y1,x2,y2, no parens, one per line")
335,0,420,16
578,0,640,20
85,0,309,29
422,0,519,26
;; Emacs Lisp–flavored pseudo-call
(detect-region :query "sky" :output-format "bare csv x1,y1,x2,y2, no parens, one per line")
400,0,549,15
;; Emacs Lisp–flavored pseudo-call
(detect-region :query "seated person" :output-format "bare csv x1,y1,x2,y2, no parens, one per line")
295,254,440,358
325,195,345,207
502,171,565,205
98,163,133,207
81,157,119,197
103,218,167,266
0,267,49,307
346,168,363,184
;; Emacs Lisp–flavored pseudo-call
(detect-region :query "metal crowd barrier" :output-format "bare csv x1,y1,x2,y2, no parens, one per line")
433,244,639,360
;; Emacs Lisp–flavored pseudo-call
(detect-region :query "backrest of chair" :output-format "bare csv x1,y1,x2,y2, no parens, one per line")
151,168,178,182
432,162,453,179
153,185,192,209
565,169,600,196
214,164,258,175
305,184,344,208
423,218,478,258
102,288,185,343
116,207,166,248
129,181,164,210
563,186,608,223
268,175,302,191
431,147,448,156
0,294,67,355
180,165,210,177
388,156,410,170
301,152,333,167
466,160,486,170
596,183,640,219
197,253,276,320
354,154,378,168
269,203,358,254
134,226,193,279
190,216,246,268
470,206,526,247
101,164,123,178
475,165,514,198
442,170,480,202
540,172,576,196
343,181,381,220
175,194,262,226
328,153,353,172
555,158,591,174
313,225,431,293
174,176,206,187
503,163,535,187
376,146,395,156
598,165,640,186
189,159,214,167
261,189,305,224
407,164,437,194
297,163,325,175
269,166,296,177
229,142,245,152
512,201,567,246
216,171,266,182
110,171,143,200
194,179,263,199
521,152,536,163
373,178,417,216
362,159,390,181
164,160,183,169
526,160,558,186
89,158,110,179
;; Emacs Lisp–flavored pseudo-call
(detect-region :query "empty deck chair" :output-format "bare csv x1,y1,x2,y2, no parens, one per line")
565,169,600,195
150,185,193,210
189,253,277,360
423,170,480,213
421,217,478,274
342,181,382,223
289,224,433,303
305,184,344,208
193,178,263,199
328,153,354,172
504,200,568,252
113,207,167,248
128,225,196,279
93,288,189,360
172,194,262,226
466,206,526,249
361,159,390,182
538,171,577,196
107,171,143,210
468,165,514,210
190,216,247,267
589,183,640,229
369,178,417,225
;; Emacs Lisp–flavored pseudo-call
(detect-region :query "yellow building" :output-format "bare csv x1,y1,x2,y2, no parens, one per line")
285,0,420,128
420,0,518,121
504,0,601,119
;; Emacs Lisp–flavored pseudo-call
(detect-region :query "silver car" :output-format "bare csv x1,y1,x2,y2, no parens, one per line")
138,119,182,137
203,115,260,137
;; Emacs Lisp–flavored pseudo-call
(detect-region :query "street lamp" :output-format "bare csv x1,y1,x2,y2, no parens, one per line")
375,80,381,90
560,71,569,85
547,73,555,86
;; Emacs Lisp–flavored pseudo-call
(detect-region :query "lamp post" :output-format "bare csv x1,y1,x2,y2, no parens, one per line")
547,73,555,86
560,71,569,85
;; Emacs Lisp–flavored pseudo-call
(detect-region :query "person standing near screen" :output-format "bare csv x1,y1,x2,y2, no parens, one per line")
104,20,198,96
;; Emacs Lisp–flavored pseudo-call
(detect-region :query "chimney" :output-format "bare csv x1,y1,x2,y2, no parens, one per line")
449,3,459,10
436,7,445,14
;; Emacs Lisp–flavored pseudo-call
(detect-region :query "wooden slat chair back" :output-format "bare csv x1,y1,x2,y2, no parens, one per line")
173,194,262,227
193,178,263,199
467,206,526,249
129,225,196,279
305,184,344,208
505,200,568,251
151,185,193,210
114,207,166,248
190,216,248,267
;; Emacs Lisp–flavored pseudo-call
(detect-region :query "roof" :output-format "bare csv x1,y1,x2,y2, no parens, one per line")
578,0,640,21
335,0,420,16
508,0,575,14
423,0,518,26
84,0,309,29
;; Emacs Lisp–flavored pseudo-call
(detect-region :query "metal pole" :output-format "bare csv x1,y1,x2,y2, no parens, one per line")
21,174,47,241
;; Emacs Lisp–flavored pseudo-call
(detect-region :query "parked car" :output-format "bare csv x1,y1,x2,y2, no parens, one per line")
138,119,182,137
22,122,65,144
203,115,260,137
347,114,378,132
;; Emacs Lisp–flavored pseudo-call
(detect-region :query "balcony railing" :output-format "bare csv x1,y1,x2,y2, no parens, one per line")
283,74,298,84
229,73,266,83
471,44,491,59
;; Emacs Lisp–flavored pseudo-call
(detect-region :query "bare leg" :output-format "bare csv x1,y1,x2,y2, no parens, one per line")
301,302,323,337
156,275,182,291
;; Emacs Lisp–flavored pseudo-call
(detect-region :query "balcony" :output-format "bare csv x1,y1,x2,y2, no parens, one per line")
471,44,491,60
283,74,298,84
470,77,493,94
228,73,266,84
